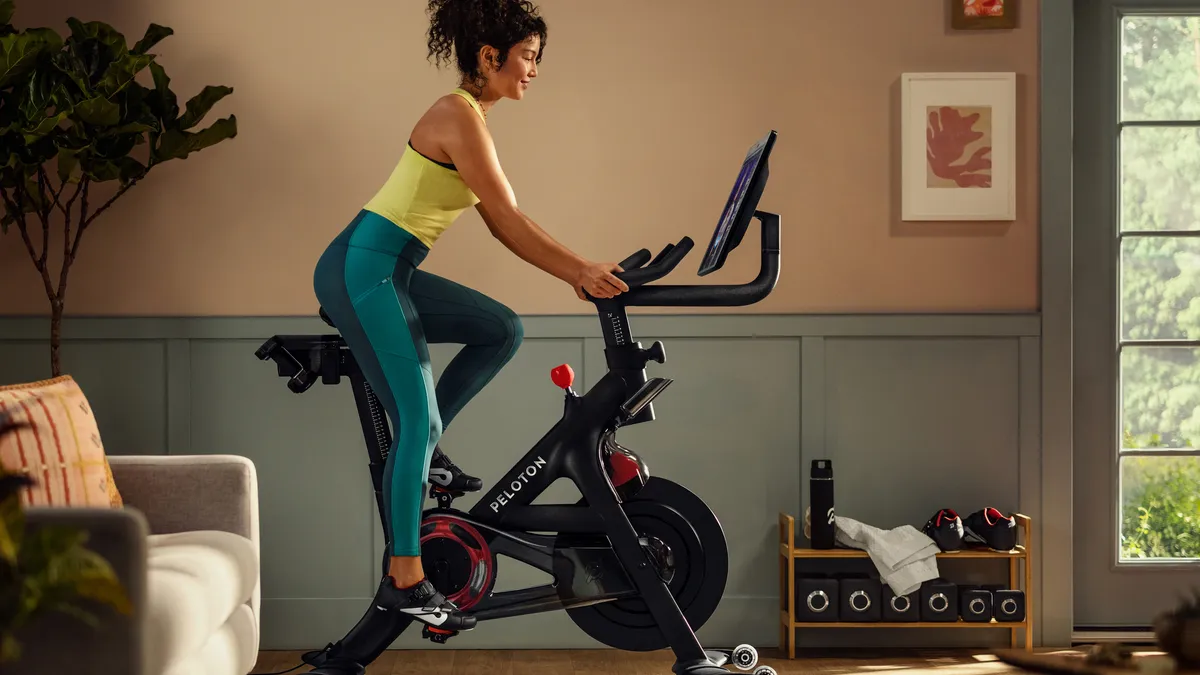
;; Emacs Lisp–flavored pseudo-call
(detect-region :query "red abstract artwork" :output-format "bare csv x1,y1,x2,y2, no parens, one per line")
926,105,992,188
963,0,1005,17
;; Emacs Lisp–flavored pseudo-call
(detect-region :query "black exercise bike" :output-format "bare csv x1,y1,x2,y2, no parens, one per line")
255,130,780,675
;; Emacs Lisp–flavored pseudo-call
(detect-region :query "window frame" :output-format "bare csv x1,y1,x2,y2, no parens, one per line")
1102,0,1200,570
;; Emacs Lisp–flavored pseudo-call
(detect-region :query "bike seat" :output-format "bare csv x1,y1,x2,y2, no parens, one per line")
319,307,336,328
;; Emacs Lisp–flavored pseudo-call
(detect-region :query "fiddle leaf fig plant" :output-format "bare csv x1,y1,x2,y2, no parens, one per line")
0,410,131,664
0,0,238,376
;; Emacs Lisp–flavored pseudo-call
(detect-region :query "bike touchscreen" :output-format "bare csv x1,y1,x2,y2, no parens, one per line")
697,130,777,277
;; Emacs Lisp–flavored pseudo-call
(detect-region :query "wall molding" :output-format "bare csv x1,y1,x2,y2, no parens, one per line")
0,311,1046,650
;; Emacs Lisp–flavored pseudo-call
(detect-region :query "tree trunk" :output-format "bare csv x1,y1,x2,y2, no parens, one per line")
49,300,63,378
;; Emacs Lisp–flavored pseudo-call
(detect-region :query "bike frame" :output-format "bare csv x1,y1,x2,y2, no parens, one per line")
257,209,780,670
264,319,702,656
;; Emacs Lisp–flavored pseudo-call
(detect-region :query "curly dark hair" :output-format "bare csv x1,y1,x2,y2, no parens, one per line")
426,0,548,89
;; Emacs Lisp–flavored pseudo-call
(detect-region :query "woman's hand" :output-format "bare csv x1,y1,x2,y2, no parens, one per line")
574,261,629,300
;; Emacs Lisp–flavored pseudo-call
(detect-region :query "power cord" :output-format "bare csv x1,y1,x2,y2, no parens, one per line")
253,663,304,675
253,648,329,675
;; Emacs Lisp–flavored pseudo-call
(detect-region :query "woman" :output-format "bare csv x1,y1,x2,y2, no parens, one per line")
313,0,628,631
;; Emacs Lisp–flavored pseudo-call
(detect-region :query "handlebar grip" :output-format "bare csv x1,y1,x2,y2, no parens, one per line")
617,236,694,287
619,249,652,271
656,236,693,272
649,243,675,266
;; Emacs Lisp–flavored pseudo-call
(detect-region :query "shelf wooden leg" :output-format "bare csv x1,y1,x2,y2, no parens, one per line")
1025,517,1035,651
1009,558,1019,648
779,513,797,659
778,550,787,652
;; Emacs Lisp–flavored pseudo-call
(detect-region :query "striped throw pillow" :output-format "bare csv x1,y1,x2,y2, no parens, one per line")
0,375,122,508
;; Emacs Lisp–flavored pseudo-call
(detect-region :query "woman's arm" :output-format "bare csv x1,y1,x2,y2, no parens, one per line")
442,102,627,298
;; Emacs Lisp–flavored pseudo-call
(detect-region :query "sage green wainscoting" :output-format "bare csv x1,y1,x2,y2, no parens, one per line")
0,313,1041,651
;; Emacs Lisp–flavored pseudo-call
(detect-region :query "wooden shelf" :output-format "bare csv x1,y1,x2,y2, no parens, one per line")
780,610,1029,629
783,543,1027,559
777,511,1035,659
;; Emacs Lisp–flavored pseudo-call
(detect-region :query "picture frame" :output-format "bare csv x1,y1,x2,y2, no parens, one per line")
951,0,1018,30
900,72,1016,222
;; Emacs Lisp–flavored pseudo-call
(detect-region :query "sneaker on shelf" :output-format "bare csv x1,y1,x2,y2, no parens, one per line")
963,507,1017,551
922,508,964,552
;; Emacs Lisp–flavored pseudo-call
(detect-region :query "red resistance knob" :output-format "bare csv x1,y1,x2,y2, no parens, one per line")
551,364,575,389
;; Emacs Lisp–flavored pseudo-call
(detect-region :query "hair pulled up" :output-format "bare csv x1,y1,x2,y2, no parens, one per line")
426,0,547,87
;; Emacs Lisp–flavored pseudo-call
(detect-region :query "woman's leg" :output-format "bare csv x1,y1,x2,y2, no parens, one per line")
409,269,524,490
312,214,474,631
410,269,524,429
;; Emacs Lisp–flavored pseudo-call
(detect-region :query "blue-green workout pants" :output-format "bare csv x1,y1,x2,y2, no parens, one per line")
313,210,523,557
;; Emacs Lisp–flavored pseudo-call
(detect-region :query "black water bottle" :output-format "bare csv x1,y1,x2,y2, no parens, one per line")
810,459,836,549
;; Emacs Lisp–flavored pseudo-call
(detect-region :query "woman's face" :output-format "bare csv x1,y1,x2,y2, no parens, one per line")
483,35,540,100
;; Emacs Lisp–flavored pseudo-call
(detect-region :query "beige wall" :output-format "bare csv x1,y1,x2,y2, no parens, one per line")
0,0,1040,317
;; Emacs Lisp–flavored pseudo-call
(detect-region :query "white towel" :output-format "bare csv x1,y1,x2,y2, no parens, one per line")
831,515,940,596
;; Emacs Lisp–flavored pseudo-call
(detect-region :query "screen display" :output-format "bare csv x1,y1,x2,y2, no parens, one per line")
699,134,771,274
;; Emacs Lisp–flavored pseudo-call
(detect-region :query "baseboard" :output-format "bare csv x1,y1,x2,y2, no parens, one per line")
1071,629,1156,644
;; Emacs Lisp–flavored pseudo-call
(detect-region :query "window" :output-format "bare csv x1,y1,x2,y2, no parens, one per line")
1116,14,1200,562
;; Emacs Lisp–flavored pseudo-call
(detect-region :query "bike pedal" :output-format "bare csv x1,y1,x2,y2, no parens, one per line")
429,486,463,508
422,625,458,643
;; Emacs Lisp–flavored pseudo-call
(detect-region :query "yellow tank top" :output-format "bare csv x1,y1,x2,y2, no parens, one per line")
362,88,487,249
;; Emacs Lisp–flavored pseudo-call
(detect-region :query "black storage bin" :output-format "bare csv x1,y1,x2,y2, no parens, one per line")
881,583,920,622
994,589,1025,622
795,574,839,622
919,578,958,622
958,584,994,622
837,575,881,622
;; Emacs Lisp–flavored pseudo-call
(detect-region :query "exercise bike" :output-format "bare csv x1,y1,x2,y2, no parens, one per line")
255,130,780,675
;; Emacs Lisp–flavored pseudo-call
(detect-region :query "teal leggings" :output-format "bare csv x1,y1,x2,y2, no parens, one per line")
313,210,523,556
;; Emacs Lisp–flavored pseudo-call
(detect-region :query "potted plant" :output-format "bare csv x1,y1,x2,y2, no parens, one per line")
0,0,238,376
0,410,131,663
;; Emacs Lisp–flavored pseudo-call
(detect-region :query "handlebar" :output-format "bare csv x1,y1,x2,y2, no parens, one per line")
618,248,652,271
589,210,780,308
615,236,694,287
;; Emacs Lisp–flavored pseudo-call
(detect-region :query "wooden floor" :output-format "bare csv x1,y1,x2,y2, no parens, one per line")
250,648,1065,674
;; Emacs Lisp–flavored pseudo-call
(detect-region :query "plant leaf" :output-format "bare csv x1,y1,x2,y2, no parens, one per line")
45,601,98,627
22,110,68,143
0,473,31,509
0,1,14,27
20,63,60,122
0,29,63,89
57,148,78,183
154,114,236,163
178,85,233,130
146,61,178,122
49,45,91,95
110,121,155,135
0,632,20,663
62,19,128,92
117,156,146,183
58,546,132,614
64,18,128,59
72,97,120,126
79,157,118,182
0,516,16,564
97,52,153,98
131,23,172,56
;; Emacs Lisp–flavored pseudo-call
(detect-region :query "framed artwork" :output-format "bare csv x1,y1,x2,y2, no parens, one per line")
900,72,1016,222
951,0,1018,30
